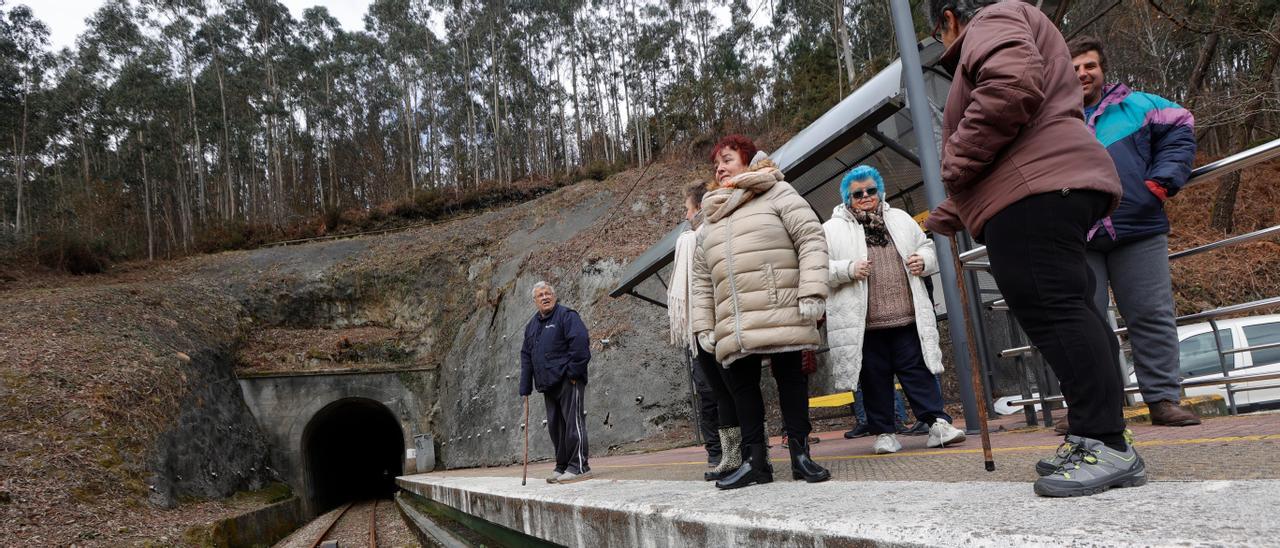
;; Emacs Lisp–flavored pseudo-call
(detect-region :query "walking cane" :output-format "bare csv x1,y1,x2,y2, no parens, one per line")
522,395,530,486
948,236,996,472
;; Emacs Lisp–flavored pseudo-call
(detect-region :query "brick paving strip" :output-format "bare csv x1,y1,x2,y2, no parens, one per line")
427,413,1280,483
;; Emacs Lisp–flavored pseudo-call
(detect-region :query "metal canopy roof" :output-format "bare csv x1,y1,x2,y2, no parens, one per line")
609,39,949,301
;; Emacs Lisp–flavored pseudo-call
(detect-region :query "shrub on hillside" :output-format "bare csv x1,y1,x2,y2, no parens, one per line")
35,231,114,275
195,221,274,254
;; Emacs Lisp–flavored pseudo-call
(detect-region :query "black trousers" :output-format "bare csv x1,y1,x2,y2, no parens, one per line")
721,351,811,446
860,324,951,434
543,379,589,474
691,348,722,459
695,346,739,428
983,190,1126,439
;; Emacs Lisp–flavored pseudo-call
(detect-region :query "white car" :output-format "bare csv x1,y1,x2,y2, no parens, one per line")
1127,313,1280,412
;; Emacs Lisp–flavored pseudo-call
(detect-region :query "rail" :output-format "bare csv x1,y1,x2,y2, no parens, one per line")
997,297,1280,358
958,136,1280,268
1004,369,1280,407
976,136,1280,421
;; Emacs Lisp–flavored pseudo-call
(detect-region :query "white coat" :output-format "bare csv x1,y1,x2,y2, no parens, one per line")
823,202,943,391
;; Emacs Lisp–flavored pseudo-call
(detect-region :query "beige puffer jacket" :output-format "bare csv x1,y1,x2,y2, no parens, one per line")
690,158,829,365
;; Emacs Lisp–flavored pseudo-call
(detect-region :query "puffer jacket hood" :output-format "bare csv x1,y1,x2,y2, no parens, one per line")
690,155,829,365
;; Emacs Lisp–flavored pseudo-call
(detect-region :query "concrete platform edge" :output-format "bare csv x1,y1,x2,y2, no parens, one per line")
397,474,1278,547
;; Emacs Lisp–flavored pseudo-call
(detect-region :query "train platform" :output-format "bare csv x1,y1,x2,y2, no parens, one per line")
398,411,1280,546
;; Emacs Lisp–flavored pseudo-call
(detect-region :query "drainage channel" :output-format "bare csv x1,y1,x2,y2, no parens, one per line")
395,491,562,548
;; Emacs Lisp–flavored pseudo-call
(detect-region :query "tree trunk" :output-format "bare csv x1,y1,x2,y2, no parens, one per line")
835,0,856,88
140,129,154,261
1187,1,1230,111
1209,13,1280,233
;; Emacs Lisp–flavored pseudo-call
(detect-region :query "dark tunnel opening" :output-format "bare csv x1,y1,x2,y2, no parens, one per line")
304,398,404,513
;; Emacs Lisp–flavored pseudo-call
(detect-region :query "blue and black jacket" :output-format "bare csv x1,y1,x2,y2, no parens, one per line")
519,304,591,396
1086,83,1196,244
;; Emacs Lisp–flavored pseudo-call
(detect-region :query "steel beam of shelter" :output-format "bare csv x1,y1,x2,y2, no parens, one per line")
887,0,983,432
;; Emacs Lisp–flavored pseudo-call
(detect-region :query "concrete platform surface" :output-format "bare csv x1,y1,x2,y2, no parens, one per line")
397,474,1278,547
398,413,1280,546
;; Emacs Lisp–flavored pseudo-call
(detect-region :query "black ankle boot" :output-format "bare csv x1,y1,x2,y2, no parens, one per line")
789,437,831,483
715,443,773,490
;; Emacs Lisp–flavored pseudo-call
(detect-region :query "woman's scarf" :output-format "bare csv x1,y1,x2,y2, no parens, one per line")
667,227,699,352
851,204,890,247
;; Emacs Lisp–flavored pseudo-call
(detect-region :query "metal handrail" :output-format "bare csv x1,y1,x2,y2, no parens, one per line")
1168,225,1280,261
997,296,1280,358
1004,369,1280,407
987,225,1279,310
959,136,1280,265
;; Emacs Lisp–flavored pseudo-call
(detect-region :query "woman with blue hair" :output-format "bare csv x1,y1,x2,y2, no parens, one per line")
822,165,965,454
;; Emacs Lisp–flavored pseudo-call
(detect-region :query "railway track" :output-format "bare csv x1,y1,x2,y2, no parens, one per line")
306,499,381,548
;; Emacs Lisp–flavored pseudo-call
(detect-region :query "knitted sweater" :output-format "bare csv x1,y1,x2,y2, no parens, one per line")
864,240,914,330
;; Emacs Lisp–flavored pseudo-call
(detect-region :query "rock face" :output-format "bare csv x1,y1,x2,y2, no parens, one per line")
146,346,275,508
221,166,709,471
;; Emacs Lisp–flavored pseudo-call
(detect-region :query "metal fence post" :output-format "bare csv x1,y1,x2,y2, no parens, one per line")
888,0,983,433
1208,318,1238,415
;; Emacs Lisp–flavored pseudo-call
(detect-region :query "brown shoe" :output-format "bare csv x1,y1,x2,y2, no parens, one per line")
1149,400,1202,426
1052,418,1069,435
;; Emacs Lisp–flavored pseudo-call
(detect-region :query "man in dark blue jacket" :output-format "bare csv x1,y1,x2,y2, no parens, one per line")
1069,36,1201,428
520,281,593,483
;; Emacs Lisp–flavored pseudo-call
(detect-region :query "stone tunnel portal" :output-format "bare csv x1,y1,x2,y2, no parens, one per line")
302,397,404,513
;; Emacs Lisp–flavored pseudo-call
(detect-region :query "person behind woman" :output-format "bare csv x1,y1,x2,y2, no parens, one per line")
668,180,742,481
823,166,965,455
690,134,831,489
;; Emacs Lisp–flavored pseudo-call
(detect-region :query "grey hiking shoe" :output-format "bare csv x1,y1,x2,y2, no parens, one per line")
1036,429,1134,477
556,469,593,483
1033,436,1147,497
546,470,564,483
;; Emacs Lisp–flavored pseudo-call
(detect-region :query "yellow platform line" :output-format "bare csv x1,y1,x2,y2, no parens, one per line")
591,434,1280,470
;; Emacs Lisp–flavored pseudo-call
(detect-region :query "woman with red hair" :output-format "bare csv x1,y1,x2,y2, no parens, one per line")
690,135,832,489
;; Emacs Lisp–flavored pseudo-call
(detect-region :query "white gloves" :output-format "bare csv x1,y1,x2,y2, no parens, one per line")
697,331,716,354
798,297,826,321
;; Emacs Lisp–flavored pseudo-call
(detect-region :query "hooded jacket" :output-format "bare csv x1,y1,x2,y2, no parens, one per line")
924,1,1121,240
823,203,943,390
519,304,590,396
690,157,829,365
1086,83,1196,244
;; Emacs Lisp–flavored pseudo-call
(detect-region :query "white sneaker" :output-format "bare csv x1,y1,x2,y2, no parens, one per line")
927,419,966,448
546,471,563,484
873,433,901,454
556,470,593,483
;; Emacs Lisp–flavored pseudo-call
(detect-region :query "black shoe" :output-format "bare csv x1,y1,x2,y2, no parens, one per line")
715,443,773,490
788,437,831,483
843,424,871,439
902,421,930,436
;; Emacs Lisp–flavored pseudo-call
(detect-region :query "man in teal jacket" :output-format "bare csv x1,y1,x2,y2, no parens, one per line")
1069,36,1201,430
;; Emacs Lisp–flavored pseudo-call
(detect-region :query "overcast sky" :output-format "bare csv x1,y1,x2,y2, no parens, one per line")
14,0,372,51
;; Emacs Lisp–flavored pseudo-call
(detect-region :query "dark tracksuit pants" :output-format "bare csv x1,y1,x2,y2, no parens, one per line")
983,190,1127,441
860,324,951,434
694,346,740,460
543,378,589,474
721,351,811,446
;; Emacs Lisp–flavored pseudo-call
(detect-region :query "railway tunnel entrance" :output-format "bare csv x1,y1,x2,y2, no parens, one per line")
303,397,404,513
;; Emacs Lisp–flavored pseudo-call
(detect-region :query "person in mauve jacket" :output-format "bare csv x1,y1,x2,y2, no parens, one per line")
924,0,1147,498
519,281,592,484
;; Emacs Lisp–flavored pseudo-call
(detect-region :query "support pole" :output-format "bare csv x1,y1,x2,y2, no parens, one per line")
888,0,983,433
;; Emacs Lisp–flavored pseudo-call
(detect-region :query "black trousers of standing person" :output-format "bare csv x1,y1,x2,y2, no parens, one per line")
721,351,811,446
693,346,739,461
691,348,722,461
983,189,1127,443
860,323,951,435
543,378,589,474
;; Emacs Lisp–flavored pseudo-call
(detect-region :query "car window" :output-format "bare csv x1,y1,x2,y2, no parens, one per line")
1179,330,1235,377
1243,321,1280,367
